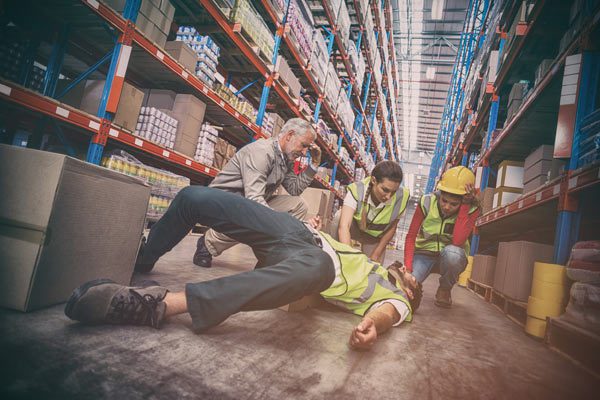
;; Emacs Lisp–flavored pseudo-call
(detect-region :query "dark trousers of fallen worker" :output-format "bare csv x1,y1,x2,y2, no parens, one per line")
138,186,335,332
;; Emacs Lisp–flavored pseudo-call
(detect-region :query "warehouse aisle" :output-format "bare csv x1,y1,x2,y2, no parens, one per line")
0,235,597,399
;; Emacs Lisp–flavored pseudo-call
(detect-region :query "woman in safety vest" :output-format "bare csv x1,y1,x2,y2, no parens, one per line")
330,160,410,264
404,166,480,308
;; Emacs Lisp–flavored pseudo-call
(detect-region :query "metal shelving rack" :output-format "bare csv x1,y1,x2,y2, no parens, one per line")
0,0,402,198
424,0,600,265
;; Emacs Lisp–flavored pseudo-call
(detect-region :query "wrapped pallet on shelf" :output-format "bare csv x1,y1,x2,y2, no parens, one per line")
176,27,221,88
325,62,341,109
195,122,220,167
309,29,328,86
230,0,275,60
287,0,314,62
336,0,351,51
135,106,178,149
102,150,189,221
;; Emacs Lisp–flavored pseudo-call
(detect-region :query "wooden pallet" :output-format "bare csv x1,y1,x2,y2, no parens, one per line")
467,279,493,302
491,289,528,327
545,317,600,379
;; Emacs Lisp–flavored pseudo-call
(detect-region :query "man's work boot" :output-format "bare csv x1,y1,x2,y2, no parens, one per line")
193,235,213,268
434,286,452,308
64,279,169,328
134,236,155,273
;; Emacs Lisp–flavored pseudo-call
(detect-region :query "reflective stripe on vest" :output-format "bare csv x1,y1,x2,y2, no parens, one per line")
319,232,413,321
347,178,409,237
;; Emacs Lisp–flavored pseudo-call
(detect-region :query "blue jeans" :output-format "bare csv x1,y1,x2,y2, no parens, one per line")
411,245,468,289
139,186,335,332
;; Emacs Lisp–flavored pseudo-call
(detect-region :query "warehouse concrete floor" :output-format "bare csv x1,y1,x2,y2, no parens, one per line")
1,235,598,399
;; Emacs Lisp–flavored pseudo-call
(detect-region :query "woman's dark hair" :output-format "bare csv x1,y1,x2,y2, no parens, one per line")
371,160,403,184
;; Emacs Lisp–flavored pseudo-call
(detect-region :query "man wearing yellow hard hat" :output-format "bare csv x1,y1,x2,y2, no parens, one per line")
403,166,481,307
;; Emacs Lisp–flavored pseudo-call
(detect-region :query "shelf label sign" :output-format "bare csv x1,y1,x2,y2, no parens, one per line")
162,150,170,157
134,138,143,147
89,121,101,131
185,159,192,166
86,0,99,9
55,106,69,118
0,83,11,96
554,54,582,158
109,128,119,137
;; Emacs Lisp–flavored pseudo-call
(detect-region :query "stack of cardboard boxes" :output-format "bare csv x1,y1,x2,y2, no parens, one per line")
175,27,221,88
300,188,336,232
164,40,198,73
77,80,145,132
523,144,554,193
213,138,237,170
506,81,529,122
493,160,523,208
309,29,329,87
106,0,174,48
493,241,554,302
143,89,207,158
470,255,497,286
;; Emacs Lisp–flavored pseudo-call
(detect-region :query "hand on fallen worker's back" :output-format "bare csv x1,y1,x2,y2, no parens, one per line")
306,215,322,230
349,317,377,350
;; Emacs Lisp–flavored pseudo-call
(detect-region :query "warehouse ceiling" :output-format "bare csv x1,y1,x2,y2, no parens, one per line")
391,0,468,197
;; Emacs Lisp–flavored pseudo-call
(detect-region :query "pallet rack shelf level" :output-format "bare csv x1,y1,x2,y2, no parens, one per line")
0,80,219,178
80,0,267,139
196,0,304,121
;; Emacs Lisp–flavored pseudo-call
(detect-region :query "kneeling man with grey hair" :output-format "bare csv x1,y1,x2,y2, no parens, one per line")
135,117,322,272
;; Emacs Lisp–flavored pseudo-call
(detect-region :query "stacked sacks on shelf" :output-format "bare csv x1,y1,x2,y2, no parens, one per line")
560,241,600,334
347,44,366,94
214,83,256,121
309,29,329,86
230,0,275,60
327,0,350,51
325,62,342,109
195,123,220,167
176,27,221,88
101,150,189,220
335,87,355,135
135,107,178,149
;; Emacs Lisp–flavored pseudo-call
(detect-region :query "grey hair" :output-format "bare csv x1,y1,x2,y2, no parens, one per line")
279,118,316,139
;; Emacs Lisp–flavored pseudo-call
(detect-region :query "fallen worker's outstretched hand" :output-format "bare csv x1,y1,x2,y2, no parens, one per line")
349,317,377,350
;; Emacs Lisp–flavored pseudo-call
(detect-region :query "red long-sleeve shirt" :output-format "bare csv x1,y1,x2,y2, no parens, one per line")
404,203,481,271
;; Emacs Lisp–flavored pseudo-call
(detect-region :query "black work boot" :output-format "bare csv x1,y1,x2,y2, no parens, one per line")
434,286,453,308
193,235,213,268
64,279,169,328
134,236,155,273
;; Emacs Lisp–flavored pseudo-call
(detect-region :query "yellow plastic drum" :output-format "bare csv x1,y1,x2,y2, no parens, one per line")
530,278,568,302
527,296,564,319
525,316,547,338
533,262,568,285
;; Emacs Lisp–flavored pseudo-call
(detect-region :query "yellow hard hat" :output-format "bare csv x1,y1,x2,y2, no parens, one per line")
437,166,475,195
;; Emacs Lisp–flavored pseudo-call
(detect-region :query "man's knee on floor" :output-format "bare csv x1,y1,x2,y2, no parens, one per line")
440,245,467,268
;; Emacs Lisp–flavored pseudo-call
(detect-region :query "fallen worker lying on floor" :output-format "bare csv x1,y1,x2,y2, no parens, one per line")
64,186,422,350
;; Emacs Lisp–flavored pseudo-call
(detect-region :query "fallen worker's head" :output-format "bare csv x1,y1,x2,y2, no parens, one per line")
386,261,423,312
279,118,317,160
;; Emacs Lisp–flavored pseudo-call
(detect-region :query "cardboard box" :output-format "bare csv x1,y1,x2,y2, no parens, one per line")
165,41,198,72
523,176,547,193
496,241,554,301
0,145,150,311
471,255,497,286
482,187,495,214
497,160,524,189
524,144,554,170
493,242,509,293
80,80,144,131
535,59,554,86
493,187,522,208
300,188,333,220
524,159,553,184
143,88,177,109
